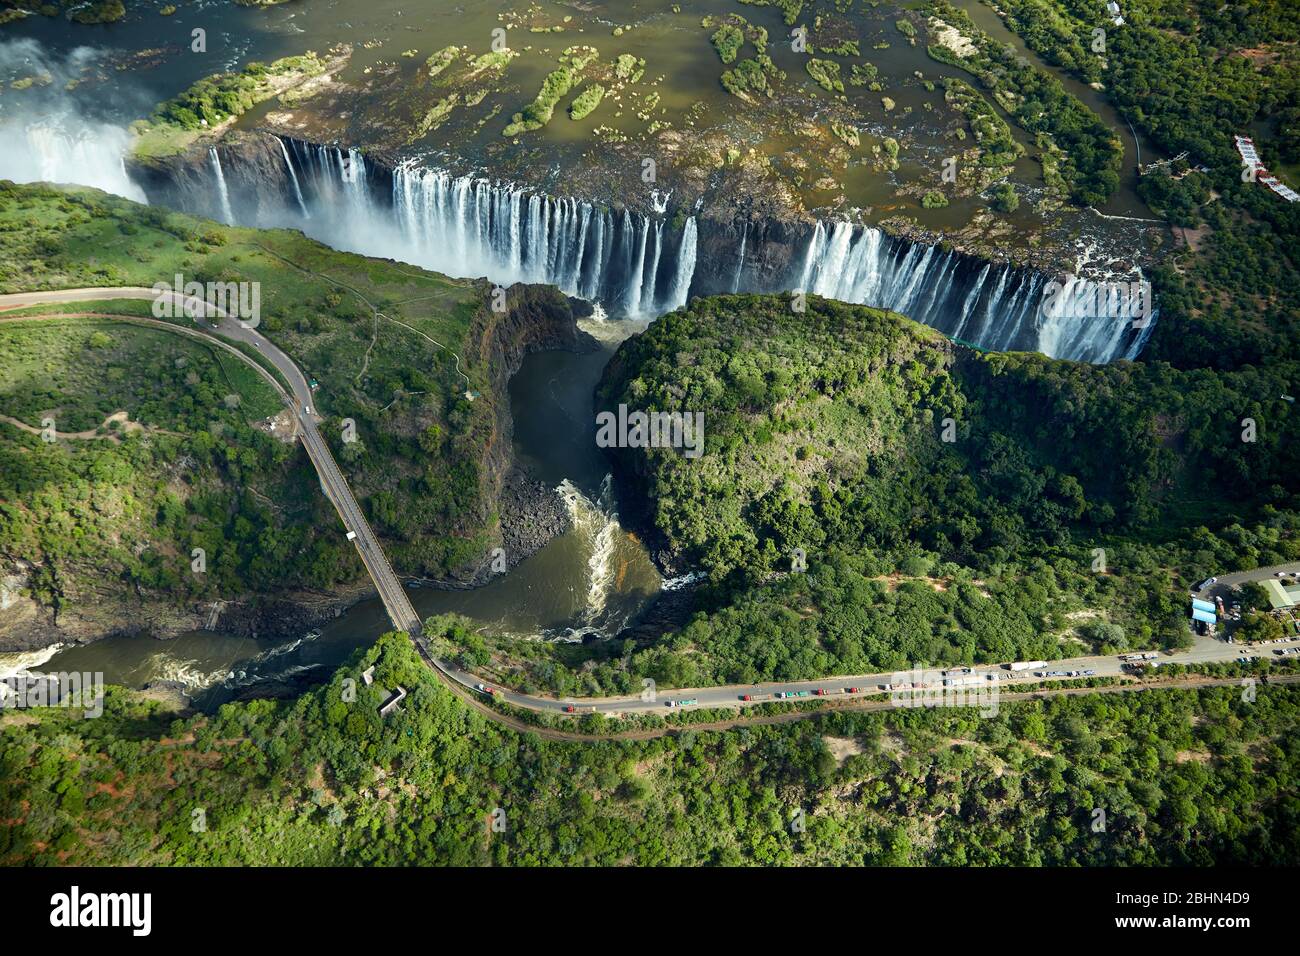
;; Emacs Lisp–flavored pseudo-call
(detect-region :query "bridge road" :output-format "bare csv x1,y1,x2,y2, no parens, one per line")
0,287,423,636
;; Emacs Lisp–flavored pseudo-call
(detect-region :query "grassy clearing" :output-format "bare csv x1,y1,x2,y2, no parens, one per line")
0,181,513,583
0,319,282,431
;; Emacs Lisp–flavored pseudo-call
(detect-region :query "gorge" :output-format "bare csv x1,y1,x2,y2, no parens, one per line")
125,132,1154,364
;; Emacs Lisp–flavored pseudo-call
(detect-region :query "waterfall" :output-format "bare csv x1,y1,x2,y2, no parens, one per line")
555,475,622,629
384,162,698,314
731,222,749,293
276,136,309,218
667,216,698,309
207,143,705,317
208,148,235,225
784,220,1152,363
158,137,1151,362
8,118,146,202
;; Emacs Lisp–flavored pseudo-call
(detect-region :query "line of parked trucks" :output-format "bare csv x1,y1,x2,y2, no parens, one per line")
552,649,1205,715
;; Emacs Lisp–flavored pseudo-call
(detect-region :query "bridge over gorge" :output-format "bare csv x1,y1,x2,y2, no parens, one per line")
0,288,423,637
6,289,1300,743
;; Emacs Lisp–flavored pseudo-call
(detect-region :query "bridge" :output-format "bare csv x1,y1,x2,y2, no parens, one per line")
0,288,422,637
5,288,1298,743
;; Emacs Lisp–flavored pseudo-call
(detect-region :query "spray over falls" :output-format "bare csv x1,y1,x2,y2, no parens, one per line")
138,136,1151,362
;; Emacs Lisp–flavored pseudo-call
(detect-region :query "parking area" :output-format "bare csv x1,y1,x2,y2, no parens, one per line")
1195,563,1300,642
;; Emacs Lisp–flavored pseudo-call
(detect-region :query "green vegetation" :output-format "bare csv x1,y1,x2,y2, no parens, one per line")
424,45,459,79
0,182,543,622
830,122,860,148
737,0,804,27
386,45,517,148
990,181,1020,212
923,0,1122,205
920,190,949,208
806,58,845,93
0,316,355,614
70,0,123,22
3,0,129,23
585,292,1299,685
3,631,1297,865
711,24,746,64
817,40,861,57
721,58,774,98
848,61,879,87
943,77,1024,167
613,53,645,82
991,0,1300,224
130,53,332,160
504,59,589,135
568,84,606,120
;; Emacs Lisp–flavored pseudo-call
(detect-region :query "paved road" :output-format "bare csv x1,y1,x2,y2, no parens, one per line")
1199,562,1300,598
0,288,422,637
4,288,1297,738
438,633,1300,718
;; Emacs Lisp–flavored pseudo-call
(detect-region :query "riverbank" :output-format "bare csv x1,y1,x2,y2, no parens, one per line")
0,183,597,654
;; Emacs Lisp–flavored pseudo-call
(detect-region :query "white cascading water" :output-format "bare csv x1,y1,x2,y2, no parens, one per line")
208,148,235,225
793,220,1153,363
388,162,698,315
0,644,65,708
11,119,146,202
210,140,700,317
277,136,310,218
154,136,1152,363
555,476,623,630
731,221,749,292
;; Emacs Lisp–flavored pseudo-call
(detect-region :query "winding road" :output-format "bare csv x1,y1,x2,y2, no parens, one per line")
3,288,1297,741
0,287,422,640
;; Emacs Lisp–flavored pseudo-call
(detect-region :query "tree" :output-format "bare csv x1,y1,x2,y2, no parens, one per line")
1238,610,1284,643
991,182,1020,213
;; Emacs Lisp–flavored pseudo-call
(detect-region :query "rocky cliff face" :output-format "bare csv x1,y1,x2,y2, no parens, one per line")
444,283,597,586
128,130,309,227
692,212,816,298
0,279,594,653
127,130,821,306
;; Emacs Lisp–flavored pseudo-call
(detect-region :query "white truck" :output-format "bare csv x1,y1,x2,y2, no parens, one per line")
1007,660,1047,671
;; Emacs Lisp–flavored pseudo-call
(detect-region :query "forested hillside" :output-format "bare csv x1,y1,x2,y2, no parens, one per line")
0,182,567,643
578,294,1300,688
3,632,1296,866
0,317,360,642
